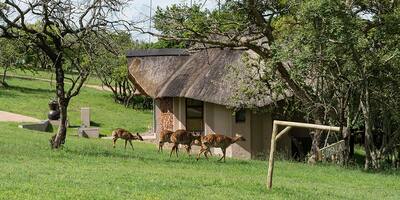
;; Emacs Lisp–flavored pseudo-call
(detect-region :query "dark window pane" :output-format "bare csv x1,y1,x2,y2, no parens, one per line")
186,98,204,132
187,99,203,107
235,109,246,123
187,107,203,118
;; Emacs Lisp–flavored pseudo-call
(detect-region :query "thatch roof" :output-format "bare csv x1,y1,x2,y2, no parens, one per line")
127,48,279,106
127,48,189,57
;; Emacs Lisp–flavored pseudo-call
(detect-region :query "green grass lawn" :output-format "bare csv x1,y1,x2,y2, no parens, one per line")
0,76,152,135
0,122,399,200
1,76,399,199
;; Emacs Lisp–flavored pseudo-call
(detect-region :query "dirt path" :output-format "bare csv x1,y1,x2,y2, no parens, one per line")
4,74,112,92
0,111,41,122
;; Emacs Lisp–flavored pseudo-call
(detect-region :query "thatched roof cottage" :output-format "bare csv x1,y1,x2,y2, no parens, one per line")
126,48,309,159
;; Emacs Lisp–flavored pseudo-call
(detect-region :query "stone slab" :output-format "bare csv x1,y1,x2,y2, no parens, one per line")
80,107,90,127
19,120,50,132
78,127,100,138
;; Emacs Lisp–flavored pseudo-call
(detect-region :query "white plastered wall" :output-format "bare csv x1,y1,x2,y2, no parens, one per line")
172,97,186,131
204,102,251,159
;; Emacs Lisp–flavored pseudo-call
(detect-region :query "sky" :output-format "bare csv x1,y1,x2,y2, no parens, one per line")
9,0,221,42
123,0,221,42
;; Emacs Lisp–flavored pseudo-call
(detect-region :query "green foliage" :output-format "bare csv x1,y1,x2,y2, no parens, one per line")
154,3,250,39
92,31,153,109
273,0,400,167
225,52,287,110
0,37,41,86
136,39,187,49
155,4,208,38
0,38,25,68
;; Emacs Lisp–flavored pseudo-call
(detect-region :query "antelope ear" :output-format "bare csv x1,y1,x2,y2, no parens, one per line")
136,133,140,136
235,133,242,137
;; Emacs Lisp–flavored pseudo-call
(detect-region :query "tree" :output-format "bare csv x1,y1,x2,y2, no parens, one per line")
92,31,153,109
0,37,24,87
0,35,55,87
272,0,400,168
91,31,135,106
150,0,400,168
0,0,131,149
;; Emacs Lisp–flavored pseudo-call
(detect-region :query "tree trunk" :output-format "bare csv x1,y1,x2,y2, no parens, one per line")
340,100,350,165
360,88,378,169
311,129,322,160
1,66,9,87
309,109,326,162
51,100,68,148
50,54,69,149
341,127,351,165
346,111,355,159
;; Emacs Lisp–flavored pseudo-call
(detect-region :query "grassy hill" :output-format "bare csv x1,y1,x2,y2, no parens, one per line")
0,76,399,199
0,76,152,135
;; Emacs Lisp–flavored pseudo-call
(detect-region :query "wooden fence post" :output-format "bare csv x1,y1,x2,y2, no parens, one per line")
266,120,341,190
267,122,278,189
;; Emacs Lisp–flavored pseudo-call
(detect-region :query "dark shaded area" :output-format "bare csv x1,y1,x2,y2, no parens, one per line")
291,137,312,161
47,124,54,132
129,95,153,110
90,121,101,127
353,147,366,167
5,84,54,94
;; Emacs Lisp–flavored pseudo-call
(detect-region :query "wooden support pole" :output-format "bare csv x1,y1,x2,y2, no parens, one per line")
267,120,341,190
275,126,292,141
274,120,341,132
267,122,278,189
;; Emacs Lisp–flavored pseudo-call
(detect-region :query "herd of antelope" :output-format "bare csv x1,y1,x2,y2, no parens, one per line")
111,128,246,162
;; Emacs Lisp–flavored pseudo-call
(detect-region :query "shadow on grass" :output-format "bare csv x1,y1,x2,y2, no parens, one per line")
0,89,18,98
63,147,160,162
90,121,101,127
60,143,254,167
353,151,365,167
7,84,54,94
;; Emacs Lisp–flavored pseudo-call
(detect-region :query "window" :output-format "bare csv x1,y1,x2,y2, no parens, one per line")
235,109,246,123
186,99,204,132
